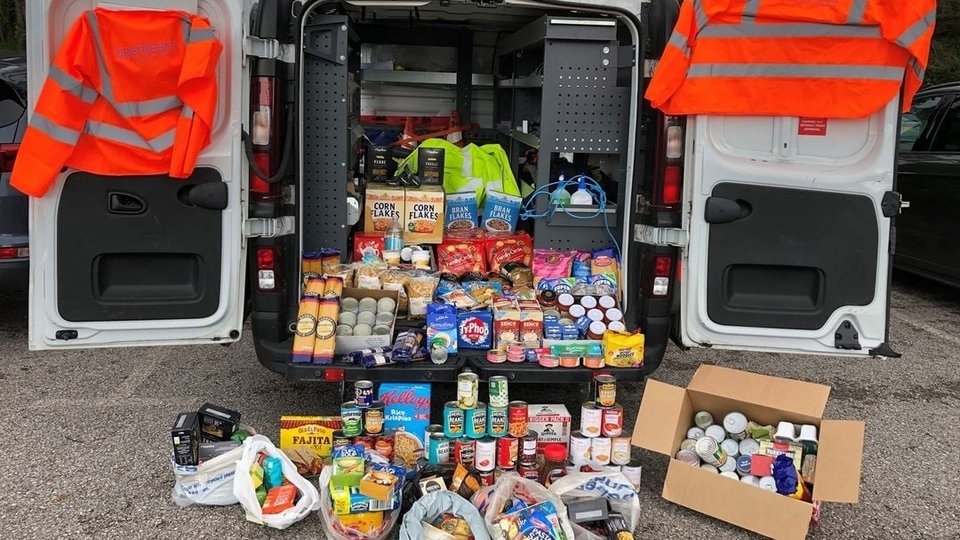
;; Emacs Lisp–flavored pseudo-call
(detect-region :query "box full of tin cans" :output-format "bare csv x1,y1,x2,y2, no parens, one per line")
631,365,865,540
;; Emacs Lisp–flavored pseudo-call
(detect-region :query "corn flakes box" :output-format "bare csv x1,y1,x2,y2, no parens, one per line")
403,187,445,244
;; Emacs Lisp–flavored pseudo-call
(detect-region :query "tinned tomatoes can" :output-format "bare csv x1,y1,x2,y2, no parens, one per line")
478,470,495,487
508,401,528,438
453,437,475,467
601,404,624,437
474,437,496,472
496,436,519,468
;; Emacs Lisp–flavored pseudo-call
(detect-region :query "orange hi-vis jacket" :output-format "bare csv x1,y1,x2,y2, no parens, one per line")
645,0,937,118
10,8,223,198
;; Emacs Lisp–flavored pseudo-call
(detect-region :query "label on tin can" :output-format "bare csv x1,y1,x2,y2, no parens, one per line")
520,431,538,465
611,436,631,465
454,438,475,466
428,433,450,465
695,437,727,467
478,470,495,487
488,407,508,437
580,403,603,437
569,431,592,466
375,431,395,462
518,463,540,481
508,401,528,438
443,402,465,439
601,405,623,437
497,436,519,468
364,403,385,434
354,380,374,408
590,437,612,465
457,372,479,409
332,430,352,449
488,376,509,408
475,437,496,471
465,403,488,439
724,412,749,440
341,402,363,437
595,375,617,407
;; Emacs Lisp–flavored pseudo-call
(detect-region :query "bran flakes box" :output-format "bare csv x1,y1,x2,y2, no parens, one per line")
445,191,479,232
481,190,522,233
378,383,431,467
457,309,493,350
527,404,572,453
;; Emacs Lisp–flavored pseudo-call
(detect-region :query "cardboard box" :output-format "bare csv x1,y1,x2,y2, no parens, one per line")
492,297,521,347
527,404,572,453
334,288,399,355
364,187,405,233
518,300,543,348
198,403,241,442
171,412,200,466
631,365,865,540
403,186,445,244
379,383,431,467
279,415,342,475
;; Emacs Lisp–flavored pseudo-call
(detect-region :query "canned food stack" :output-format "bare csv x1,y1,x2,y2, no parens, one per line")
336,296,396,338
333,381,396,462
545,293,626,342
677,410,819,500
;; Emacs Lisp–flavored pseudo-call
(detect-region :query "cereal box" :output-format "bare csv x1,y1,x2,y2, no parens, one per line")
404,186,445,244
527,404,572,453
481,190,522,233
492,297,521,347
518,300,543,348
427,302,458,354
378,383,431,467
279,416,343,474
457,309,493,349
364,187,405,233
445,192,479,232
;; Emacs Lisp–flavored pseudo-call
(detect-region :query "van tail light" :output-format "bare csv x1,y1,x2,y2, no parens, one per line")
644,253,674,297
249,76,282,201
0,246,28,260
654,115,685,207
0,144,19,173
323,369,345,382
256,246,283,292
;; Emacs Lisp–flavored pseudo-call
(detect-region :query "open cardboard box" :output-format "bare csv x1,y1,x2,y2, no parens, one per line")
334,288,399,355
631,365,865,540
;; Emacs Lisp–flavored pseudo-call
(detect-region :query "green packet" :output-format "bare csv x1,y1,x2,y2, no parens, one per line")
550,343,603,357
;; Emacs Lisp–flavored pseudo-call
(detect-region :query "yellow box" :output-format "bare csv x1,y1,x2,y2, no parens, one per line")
278,416,341,476
364,187,405,233
403,186,445,244
337,511,384,534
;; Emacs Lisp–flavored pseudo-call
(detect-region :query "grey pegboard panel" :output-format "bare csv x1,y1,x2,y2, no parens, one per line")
301,17,350,253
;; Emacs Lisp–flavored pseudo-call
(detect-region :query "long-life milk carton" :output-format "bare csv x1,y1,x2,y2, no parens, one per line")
527,404,572,453
378,383,431,468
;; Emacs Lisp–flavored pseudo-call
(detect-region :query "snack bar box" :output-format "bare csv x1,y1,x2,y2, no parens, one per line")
631,365,865,540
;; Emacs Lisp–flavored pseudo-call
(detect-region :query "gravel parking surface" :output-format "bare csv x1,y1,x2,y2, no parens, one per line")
0,271,958,539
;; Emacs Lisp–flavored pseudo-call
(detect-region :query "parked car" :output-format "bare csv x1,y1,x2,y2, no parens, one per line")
897,82,960,288
0,52,27,292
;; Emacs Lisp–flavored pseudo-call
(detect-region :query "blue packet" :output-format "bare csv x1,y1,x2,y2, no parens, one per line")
481,190,522,233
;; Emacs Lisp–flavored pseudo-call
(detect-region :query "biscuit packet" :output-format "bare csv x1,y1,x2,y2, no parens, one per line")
602,330,644,368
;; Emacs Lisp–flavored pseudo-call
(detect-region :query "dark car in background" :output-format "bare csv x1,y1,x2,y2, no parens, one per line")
0,52,28,291
897,82,960,288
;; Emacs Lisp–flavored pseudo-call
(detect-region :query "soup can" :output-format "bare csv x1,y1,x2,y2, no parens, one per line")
508,401,529,438
518,462,540,481
705,425,727,444
591,437,612,465
611,436,632,465
580,402,603,437
594,375,617,407
680,438,698,453
354,380,374,408
496,436,519,468
465,402,488,439
569,431,592,466
723,412,749,440
519,430,539,466
488,376,509,408
695,436,727,467
457,371,479,409
341,401,363,437
473,437,496,473
622,461,643,491
443,401,465,439
478,470,495,487
374,430,395,462
363,402,385,435
601,404,624,437
488,406,508,438
427,432,450,465
332,430,352,449
676,449,701,466
453,437,475,467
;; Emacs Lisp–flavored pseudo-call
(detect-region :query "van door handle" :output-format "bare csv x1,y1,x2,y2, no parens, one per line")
108,192,146,215
179,182,229,211
704,196,752,224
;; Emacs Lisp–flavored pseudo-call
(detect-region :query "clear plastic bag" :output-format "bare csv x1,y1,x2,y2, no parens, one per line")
317,458,401,540
232,435,320,529
477,472,576,540
169,446,244,507
547,471,641,540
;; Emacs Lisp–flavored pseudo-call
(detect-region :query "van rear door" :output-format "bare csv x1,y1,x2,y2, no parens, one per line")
25,0,251,350
679,98,901,356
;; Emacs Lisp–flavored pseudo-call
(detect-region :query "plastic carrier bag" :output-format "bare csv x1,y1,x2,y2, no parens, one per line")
399,490,492,540
548,471,641,540
317,454,402,540
169,445,245,507
475,472,576,540
232,435,320,529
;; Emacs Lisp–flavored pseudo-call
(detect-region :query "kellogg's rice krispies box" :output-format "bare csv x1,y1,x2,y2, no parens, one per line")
378,383,431,467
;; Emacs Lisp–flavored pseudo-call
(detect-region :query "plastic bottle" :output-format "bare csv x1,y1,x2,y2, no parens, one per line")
569,177,593,206
550,174,571,207
384,218,403,251
541,444,568,487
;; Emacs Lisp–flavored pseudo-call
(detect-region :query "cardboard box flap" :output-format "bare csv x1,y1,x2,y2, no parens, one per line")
812,419,865,503
688,365,831,419
631,380,690,456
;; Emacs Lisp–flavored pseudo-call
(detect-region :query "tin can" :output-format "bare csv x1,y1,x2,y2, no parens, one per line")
611,436,632,465
740,475,760,487
601,404,624,437
354,434,375,451
719,456,738,473
364,402,385,434
590,437,612,465
457,371,479,409
705,425,727,444
594,374,617,407
724,412,749,440
443,401,465,439
759,476,778,492
341,401,363,437
736,455,753,476
524,348,538,362
478,470,495,487
686,426,705,440
474,437,496,472
465,402,487,439
487,406,508,438
680,438,698,453
424,424,444,447
580,402,603,437
427,432,450,465
720,471,740,481
695,436,727,467
453,437,475,467
622,461,643,491
495,466,516,482
508,401,528,438
739,438,760,456
720,438,740,460
569,431,592,465
676,449,701,466
700,464,719,474
519,430,539,466
332,430,352,449
488,376,509,408
496,436,519,468
518,462,540,481
565,461,583,475
354,380,374,408
374,430,395,461
694,411,714,430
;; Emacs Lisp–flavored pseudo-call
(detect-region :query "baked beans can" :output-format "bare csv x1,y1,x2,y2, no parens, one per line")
354,380,374,408
474,437,496,472
590,437,612,465
443,401,465,439
611,436,632,465
424,424,444,447
695,436,726,467
519,430,539,466
518,462,540,481
580,402,603,437
354,434,375,451
341,401,363,437
427,432,450,465
478,470,495,487
569,431,592,466
488,376,509,408
332,430,352,449
487,406,508,438
465,402,487,439
496,436,519,468
364,401,385,434
594,374,617,407
374,430,395,461
453,437,475,467
508,401,528,438
457,371,479,409
601,404,624,438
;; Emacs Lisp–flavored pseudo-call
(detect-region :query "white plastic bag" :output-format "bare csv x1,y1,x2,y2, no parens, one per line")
232,434,320,529
317,458,401,540
548,471,641,540
479,472,576,540
170,445,245,507
400,490,491,540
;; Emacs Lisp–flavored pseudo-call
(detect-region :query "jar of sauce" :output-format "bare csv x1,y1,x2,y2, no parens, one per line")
587,320,607,340
539,290,558,309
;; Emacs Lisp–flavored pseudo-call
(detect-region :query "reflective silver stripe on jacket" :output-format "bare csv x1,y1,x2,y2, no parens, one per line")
895,8,936,48
669,32,690,57
699,21,881,39
692,0,707,33
687,63,904,81
907,57,924,80
85,121,176,152
31,113,81,145
113,96,183,117
85,11,115,103
187,28,216,44
48,66,98,104
847,0,868,24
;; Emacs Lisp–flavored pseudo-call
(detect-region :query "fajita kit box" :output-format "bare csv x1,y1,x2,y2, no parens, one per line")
632,365,866,540
417,147,445,185
379,383,431,467
198,403,241,442
364,187,405,233
403,186,445,244
527,404,572,453
279,415,343,476
171,412,200,466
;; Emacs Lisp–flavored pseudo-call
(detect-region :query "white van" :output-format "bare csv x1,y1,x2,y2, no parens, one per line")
22,0,904,386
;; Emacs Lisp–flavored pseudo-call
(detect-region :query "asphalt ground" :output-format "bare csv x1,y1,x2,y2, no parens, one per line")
0,270,958,540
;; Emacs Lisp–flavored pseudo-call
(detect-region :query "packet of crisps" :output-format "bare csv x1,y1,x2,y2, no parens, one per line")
602,330,644,368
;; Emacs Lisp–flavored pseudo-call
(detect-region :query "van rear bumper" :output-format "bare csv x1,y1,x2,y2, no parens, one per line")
0,259,28,292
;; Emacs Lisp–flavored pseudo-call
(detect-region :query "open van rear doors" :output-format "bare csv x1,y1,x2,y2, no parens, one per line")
678,99,901,356
25,0,251,350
